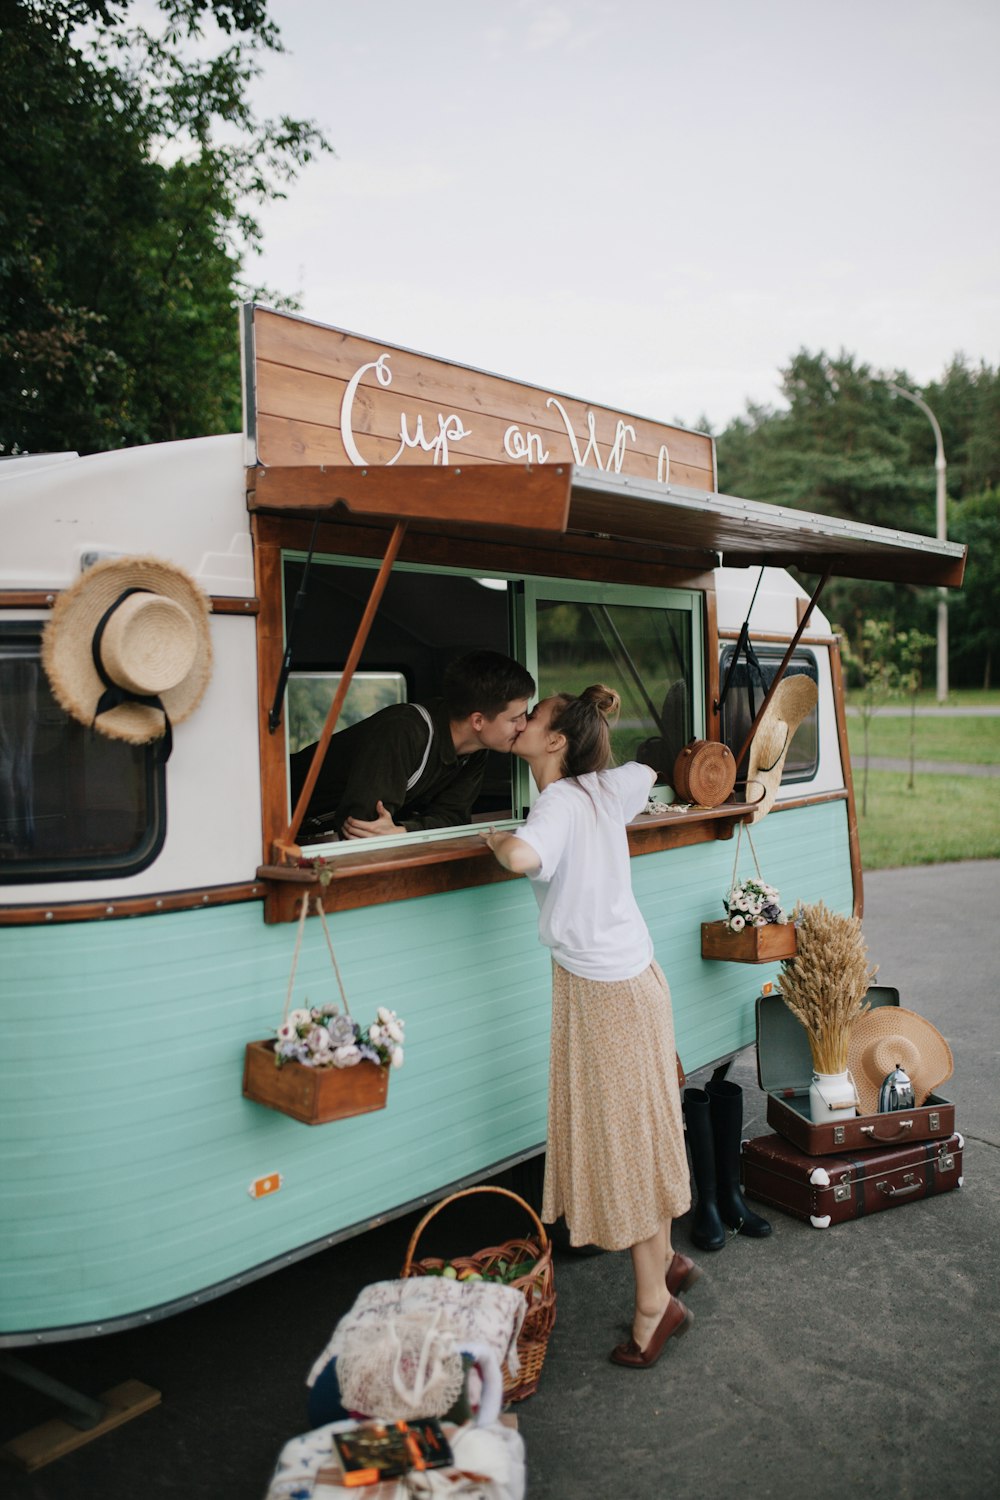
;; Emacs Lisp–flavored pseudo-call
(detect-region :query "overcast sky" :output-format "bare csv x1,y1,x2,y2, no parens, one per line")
244,0,999,432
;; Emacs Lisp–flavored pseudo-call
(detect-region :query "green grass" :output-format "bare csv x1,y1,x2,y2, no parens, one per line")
855,771,1000,870
847,714,1000,764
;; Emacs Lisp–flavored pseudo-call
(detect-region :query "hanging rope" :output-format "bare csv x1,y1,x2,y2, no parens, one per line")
314,896,352,1017
730,821,764,894
281,891,311,1025
281,892,352,1022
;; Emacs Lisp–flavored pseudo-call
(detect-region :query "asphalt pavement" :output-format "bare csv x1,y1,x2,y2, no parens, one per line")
2,862,998,1499
862,757,1000,777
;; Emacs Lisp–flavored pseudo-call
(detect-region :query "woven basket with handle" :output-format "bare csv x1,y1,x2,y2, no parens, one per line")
400,1185,556,1404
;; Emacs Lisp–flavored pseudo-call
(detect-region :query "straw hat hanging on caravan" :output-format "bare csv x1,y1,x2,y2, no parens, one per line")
745,674,818,824
42,555,213,759
847,1006,953,1115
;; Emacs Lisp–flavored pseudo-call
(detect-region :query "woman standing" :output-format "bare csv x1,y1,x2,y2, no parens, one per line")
482,686,697,1369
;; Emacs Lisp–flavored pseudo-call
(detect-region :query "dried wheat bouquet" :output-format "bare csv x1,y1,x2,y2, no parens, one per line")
779,901,878,1074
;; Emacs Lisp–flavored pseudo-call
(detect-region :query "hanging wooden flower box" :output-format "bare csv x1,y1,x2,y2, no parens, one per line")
243,1041,390,1125
701,920,798,965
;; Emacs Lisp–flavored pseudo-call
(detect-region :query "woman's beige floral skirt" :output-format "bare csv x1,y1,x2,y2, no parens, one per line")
542,960,691,1251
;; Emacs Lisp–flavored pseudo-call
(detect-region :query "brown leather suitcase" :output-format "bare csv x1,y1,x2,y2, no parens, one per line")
741,1130,964,1228
755,984,956,1155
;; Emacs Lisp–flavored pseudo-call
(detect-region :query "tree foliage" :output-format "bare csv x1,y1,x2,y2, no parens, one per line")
0,0,330,454
715,351,1000,686
949,488,1000,689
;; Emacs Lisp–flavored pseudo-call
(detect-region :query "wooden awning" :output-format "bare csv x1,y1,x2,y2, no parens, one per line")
247,462,967,589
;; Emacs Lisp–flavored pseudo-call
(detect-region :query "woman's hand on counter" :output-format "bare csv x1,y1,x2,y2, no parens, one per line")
480,827,541,875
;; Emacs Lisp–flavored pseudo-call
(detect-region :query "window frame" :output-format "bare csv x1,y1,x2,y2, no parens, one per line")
0,622,167,884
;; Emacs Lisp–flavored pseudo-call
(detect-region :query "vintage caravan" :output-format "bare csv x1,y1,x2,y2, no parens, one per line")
0,307,966,1348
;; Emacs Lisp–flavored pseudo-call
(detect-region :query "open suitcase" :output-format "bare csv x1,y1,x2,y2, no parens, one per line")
741,1130,964,1228
755,984,956,1155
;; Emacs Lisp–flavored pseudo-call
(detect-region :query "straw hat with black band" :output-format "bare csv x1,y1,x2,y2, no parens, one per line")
42,555,213,760
847,1006,954,1116
745,674,818,824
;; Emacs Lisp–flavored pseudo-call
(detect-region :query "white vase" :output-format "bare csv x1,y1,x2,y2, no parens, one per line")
809,1069,857,1125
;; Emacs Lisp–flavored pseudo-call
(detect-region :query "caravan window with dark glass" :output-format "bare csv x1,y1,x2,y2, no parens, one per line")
0,625,165,882
719,645,819,783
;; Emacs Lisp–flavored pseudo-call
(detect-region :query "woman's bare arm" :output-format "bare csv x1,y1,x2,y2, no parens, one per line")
480,828,541,875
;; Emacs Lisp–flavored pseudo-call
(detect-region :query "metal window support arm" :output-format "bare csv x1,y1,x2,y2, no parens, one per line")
276,521,408,857
732,566,832,771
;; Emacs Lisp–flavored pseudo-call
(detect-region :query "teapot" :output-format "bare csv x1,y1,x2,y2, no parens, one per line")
878,1063,915,1113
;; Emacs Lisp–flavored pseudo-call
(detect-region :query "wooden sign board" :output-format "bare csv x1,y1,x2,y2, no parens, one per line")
244,306,716,491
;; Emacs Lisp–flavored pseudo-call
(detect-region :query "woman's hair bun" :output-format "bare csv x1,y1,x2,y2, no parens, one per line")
581,683,620,721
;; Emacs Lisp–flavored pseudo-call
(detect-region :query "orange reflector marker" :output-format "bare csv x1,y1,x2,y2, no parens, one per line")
248,1173,283,1199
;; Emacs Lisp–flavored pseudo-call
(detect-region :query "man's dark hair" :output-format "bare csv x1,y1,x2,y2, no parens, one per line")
442,651,535,720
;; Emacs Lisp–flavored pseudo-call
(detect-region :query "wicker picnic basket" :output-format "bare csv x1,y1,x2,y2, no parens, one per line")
400,1185,556,1404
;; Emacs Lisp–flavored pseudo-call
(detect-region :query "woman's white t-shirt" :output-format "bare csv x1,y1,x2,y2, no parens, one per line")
515,762,657,981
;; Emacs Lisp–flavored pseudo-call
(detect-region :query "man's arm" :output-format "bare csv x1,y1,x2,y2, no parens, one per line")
333,710,425,834
337,713,489,838
397,752,487,832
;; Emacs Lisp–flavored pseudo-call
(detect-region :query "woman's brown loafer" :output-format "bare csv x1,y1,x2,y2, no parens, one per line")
666,1250,702,1296
610,1297,694,1368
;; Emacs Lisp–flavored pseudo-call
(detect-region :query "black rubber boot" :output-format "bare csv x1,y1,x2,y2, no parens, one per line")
683,1088,726,1252
705,1079,773,1238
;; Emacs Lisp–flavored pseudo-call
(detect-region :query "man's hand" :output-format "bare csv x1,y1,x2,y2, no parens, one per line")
341,801,403,839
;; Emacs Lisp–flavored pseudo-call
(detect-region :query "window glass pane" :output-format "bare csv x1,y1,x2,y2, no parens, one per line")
0,631,162,881
287,672,407,755
719,646,819,782
535,599,693,774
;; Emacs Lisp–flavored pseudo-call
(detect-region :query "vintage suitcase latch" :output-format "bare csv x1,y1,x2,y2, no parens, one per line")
937,1150,955,1172
928,1111,940,1131
833,1125,846,1145
833,1183,852,1203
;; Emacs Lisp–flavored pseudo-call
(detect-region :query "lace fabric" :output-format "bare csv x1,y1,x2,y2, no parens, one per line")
308,1278,527,1422
338,1306,466,1421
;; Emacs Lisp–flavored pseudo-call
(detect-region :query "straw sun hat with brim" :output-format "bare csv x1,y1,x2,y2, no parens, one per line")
847,1006,954,1116
745,674,818,824
42,555,213,758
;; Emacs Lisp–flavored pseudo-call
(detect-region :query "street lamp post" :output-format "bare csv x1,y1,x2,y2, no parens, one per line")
889,383,949,703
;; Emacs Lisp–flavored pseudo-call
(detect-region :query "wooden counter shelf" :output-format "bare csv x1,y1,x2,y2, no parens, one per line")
258,800,756,922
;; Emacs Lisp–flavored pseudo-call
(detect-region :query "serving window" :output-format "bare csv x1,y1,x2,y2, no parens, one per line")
280,552,704,854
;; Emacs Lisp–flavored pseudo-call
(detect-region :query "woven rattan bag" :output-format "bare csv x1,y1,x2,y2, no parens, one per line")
673,738,736,806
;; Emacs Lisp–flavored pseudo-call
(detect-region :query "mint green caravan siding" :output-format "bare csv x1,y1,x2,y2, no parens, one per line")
1,801,851,1336
641,801,854,1063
